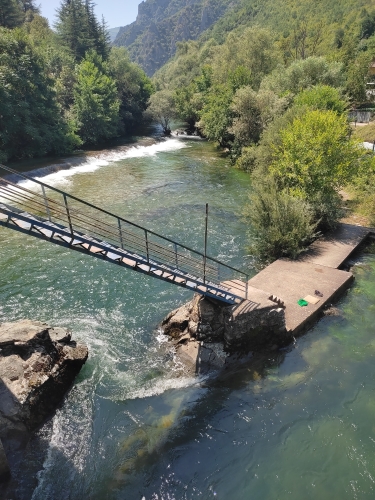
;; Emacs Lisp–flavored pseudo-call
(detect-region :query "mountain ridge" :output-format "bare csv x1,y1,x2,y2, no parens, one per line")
114,0,239,75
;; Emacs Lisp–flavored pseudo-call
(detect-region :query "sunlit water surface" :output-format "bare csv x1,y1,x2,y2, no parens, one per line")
1,133,375,500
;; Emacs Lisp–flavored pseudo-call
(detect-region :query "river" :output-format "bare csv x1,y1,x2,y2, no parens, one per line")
1,130,375,499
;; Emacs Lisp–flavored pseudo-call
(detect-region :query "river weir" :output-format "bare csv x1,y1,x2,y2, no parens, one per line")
1,132,375,499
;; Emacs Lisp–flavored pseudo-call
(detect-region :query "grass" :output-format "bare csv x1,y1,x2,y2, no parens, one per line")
352,122,375,142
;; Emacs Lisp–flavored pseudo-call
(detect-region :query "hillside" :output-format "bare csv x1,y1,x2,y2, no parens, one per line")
115,0,375,77
113,0,239,76
107,27,120,42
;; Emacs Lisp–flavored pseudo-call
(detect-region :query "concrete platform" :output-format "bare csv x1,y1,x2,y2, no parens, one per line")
298,223,371,269
245,223,373,337
221,280,274,304
248,259,353,335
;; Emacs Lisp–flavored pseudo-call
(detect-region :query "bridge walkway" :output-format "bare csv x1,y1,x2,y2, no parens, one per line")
0,165,249,305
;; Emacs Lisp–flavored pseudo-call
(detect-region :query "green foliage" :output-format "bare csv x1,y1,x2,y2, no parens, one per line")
0,27,79,162
261,57,345,96
229,87,287,146
360,8,375,39
56,0,110,62
0,0,22,28
197,84,234,146
346,51,372,103
147,90,176,134
174,84,200,128
244,105,308,175
0,4,151,161
269,109,360,228
244,179,317,261
294,85,347,114
109,47,153,133
73,51,120,144
210,26,281,90
235,146,257,172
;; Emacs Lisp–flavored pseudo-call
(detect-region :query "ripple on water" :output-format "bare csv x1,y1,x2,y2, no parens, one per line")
6,138,375,500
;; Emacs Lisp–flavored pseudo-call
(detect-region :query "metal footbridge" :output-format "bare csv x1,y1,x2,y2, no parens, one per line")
0,165,249,305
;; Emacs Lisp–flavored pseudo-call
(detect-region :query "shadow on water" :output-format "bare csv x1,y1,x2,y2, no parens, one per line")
107,347,291,494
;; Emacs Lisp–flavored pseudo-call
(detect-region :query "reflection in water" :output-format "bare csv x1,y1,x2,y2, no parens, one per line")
1,137,375,499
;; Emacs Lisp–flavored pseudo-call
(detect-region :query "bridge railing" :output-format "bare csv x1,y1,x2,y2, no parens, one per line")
0,164,249,299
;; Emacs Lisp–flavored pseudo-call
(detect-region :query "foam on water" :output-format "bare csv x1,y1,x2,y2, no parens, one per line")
125,375,207,400
15,138,189,190
31,378,95,500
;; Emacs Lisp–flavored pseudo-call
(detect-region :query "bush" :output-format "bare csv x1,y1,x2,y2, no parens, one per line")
235,146,257,172
309,191,344,231
268,109,360,229
244,179,318,262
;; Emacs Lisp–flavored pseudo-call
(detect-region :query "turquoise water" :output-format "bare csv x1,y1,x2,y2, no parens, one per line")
1,134,375,499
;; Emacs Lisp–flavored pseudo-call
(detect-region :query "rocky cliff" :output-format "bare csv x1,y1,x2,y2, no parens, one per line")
114,0,238,75
0,320,88,485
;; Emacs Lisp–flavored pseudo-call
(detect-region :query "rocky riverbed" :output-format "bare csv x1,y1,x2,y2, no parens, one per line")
0,319,88,486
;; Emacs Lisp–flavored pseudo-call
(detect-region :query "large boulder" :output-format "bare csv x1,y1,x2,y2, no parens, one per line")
0,319,88,483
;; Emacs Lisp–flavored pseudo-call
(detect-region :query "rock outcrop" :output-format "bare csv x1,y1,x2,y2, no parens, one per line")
0,319,88,483
162,292,289,374
114,0,237,75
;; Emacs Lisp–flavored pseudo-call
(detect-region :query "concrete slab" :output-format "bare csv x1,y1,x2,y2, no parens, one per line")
221,280,273,305
298,223,370,269
248,259,354,336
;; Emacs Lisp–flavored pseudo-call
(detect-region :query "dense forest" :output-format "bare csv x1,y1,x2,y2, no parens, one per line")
3,0,375,259
144,0,375,260
0,0,153,163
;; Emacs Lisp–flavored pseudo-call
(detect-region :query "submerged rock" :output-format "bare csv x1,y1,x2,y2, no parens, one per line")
0,319,88,484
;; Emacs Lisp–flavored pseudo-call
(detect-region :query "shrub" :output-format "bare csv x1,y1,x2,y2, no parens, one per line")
244,179,318,262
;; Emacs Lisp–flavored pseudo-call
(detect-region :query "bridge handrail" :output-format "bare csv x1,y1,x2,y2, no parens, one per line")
0,163,249,292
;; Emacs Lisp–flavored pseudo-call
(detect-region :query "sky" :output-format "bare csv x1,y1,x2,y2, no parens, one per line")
39,0,141,29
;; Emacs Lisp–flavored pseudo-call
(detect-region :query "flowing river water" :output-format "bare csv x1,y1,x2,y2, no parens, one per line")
1,130,375,499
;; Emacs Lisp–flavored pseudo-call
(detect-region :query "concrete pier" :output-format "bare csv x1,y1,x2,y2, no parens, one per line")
162,223,373,375
247,223,371,336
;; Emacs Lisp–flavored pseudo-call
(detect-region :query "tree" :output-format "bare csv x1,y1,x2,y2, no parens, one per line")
197,84,234,146
0,27,79,162
211,26,281,90
55,0,110,62
18,0,39,13
147,90,176,135
229,87,287,146
261,57,345,96
0,0,22,28
269,109,361,228
360,9,375,39
109,47,153,134
73,50,120,144
84,2,110,60
294,85,347,114
244,179,317,261
18,0,39,22
346,52,372,103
